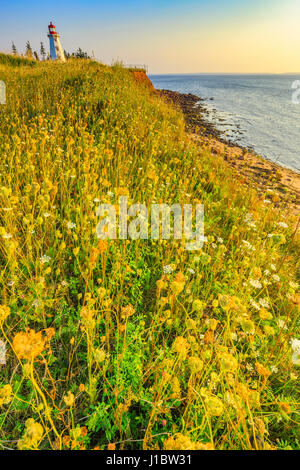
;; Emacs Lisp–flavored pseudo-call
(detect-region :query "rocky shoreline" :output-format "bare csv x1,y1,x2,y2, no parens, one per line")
159,89,222,139
158,88,300,217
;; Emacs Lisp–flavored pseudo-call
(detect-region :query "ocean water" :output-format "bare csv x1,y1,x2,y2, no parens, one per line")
150,74,300,172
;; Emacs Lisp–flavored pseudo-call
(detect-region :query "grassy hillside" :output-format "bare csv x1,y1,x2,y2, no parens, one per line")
0,53,36,67
0,57,299,450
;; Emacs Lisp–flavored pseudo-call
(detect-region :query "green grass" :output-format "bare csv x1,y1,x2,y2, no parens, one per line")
0,53,36,67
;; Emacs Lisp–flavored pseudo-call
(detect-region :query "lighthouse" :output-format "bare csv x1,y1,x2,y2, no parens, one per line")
47,22,66,62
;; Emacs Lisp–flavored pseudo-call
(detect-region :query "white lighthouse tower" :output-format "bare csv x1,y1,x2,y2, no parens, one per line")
48,22,66,62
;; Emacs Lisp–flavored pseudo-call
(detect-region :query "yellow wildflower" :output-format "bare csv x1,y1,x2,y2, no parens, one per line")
205,395,224,416
80,306,95,328
170,281,185,296
219,352,238,372
249,390,261,408
63,391,75,407
97,287,106,299
186,318,197,329
121,304,135,319
252,267,262,279
156,279,167,290
94,348,106,363
170,376,181,399
259,308,273,320
0,305,10,323
256,362,271,378
188,356,203,373
172,336,189,359
263,325,275,336
18,418,44,449
239,318,255,335
192,299,204,314
164,433,214,450
0,384,13,406
163,434,193,450
207,318,218,331
174,271,185,283
13,329,46,361
98,239,108,253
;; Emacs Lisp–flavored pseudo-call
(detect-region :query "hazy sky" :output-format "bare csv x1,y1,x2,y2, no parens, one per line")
1,0,299,73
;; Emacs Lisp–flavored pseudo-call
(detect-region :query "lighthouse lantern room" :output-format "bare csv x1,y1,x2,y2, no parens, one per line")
48,22,66,62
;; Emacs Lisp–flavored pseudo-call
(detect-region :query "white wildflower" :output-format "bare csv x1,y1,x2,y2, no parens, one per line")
277,319,287,330
163,265,173,274
244,213,257,228
291,338,300,352
259,298,270,309
67,221,76,229
292,351,300,366
0,340,7,365
242,240,255,251
249,279,262,289
272,274,280,282
276,222,288,228
40,254,51,264
291,339,300,366
250,298,261,311
187,268,195,275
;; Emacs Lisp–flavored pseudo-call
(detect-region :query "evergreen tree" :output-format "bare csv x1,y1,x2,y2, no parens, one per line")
25,41,33,58
11,42,17,55
40,42,46,61
64,50,71,60
75,47,90,59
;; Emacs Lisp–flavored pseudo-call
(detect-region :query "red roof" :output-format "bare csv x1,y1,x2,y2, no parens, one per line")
48,22,56,33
